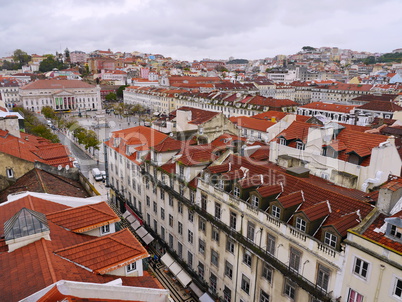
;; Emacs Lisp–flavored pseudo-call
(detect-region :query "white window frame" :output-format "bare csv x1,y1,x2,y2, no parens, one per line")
101,224,110,234
295,217,307,232
324,231,337,248
353,257,369,280
126,262,137,273
272,205,281,218
393,277,402,299
6,168,14,178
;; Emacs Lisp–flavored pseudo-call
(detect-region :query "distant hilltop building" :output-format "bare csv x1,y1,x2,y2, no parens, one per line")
392,48,402,53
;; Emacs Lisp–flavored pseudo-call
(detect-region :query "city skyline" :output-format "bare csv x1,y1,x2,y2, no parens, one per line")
1,0,401,61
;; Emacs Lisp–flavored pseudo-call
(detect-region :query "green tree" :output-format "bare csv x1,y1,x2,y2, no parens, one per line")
41,106,56,119
12,49,31,67
302,46,316,52
105,92,117,101
39,55,68,72
30,124,60,143
84,130,100,152
116,85,129,99
64,48,70,63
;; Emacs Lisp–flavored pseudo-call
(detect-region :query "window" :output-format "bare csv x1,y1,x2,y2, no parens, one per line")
284,279,296,300
161,208,165,220
317,264,330,292
279,137,286,145
198,262,204,278
126,262,137,272
243,250,252,267
272,205,281,218
199,217,206,233
215,202,221,219
324,232,337,248
230,211,237,229
233,186,240,198
295,217,307,232
169,234,173,248
241,274,250,294
6,168,14,178
169,214,173,227
153,201,157,213
247,221,255,242
160,189,165,200
390,224,402,240
224,286,232,302
212,227,220,242
161,226,165,240
210,273,217,292
199,239,205,254
266,234,276,255
353,257,369,279
347,289,364,302
188,211,194,222
393,278,402,298
251,195,259,207
188,230,194,244
225,261,233,279
169,194,174,207
190,190,195,203
188,251,193,268
289,247,301,272
179,185,184,196
296,141,305,150
211,249,219,267
178,242,183,258
201,194,207,211
178,221,183,235
101,224,110,234
226,237,235,254
146,213,150,225
262,263,273,283
153,219,157,232
146,196,150,206
260,290,270,302
178,202,183,214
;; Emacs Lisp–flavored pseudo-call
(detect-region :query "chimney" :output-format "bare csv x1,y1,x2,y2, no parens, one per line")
376,179,402,215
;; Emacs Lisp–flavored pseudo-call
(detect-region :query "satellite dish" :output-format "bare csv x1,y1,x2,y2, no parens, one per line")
58,165,62,170
65,165,70,170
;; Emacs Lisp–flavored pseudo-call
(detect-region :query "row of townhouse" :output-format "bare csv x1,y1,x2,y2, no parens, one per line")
104,111,402,302
124,86,297,118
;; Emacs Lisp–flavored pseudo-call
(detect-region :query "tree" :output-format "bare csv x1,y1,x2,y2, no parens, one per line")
64,48,70,63
41,106,56,119
116,85,129,99
302,46,316,52
39,55,68,72
105,92,117,102
12,49,31,67
84,130,100,152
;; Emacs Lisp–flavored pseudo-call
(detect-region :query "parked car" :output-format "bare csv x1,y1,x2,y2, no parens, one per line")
92,168,103,181
100,170,106,180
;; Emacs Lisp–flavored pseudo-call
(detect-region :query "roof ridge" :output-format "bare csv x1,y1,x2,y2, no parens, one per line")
109,229,142,252
35,168,48,193
88,202,117,218
40,238,58,283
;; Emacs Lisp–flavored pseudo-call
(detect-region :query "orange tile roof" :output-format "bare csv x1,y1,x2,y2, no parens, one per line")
174,106,219,125
299,200,330,221
300,102,356,113
230,116,275,132
0,194,163,301
21,79,95,90
278,191,304,208
252,111,288,121
275,120,319,143
177,144,218,166
152,137,195,153
54,229,149,274
47,202,120,233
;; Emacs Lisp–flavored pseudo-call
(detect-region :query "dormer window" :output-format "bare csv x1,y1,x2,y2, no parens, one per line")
390,225,402,240
272,205,281,219
279,137,286,145
324,231,337,248
296,141,305,150
101,224,110,234
6,168,14,178
233,186,240,198
295,217,306,232
126,262,137,273
251,195,259,207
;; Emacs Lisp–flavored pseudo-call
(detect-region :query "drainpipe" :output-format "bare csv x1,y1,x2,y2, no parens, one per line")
252,227,264,302
374,265,385,302
234,214,244,302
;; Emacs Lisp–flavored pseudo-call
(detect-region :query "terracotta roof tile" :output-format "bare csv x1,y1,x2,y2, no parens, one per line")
300,102,356,113
47,202,119,233
230,116,275,132
299,200,331,221
278,191,304,208
21,79,95,90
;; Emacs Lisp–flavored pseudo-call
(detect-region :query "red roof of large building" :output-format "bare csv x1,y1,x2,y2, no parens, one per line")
300,102,357,113
20,79,96,90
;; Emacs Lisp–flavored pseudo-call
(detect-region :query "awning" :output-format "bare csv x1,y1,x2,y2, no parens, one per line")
169,262,182,276
131,220,141,230
136,226,148,238
161,253,175,267
189,282,203,298
126,214,136,224
142,232,154,245
176,270,192,287
199,293,215,302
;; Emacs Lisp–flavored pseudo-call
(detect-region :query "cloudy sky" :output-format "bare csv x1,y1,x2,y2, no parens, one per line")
1,0,401,61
